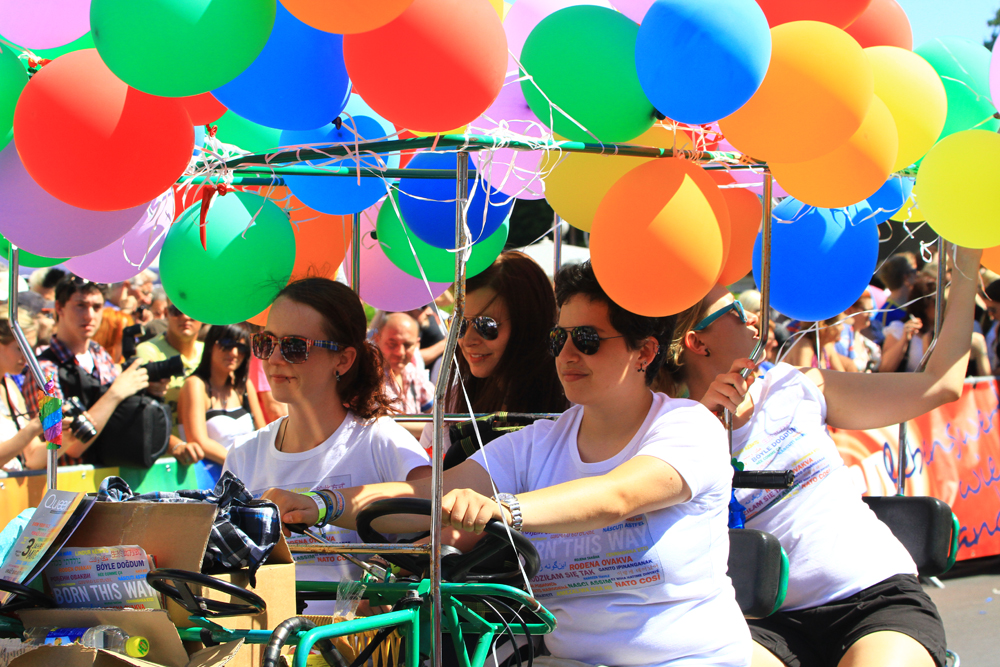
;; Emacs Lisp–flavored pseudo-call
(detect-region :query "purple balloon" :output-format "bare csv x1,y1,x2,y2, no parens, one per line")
64,190,175,282
716,137,789,197
0,0,90,50
0,143,149,257
343,199,450,312
469,55,547,200
504,0,613,59
610,0,654,23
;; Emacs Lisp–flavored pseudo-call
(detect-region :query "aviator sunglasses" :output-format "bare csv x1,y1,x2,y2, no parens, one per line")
251,332,341,364
548,326,623,357
216,338,250,355
458,315,502,341
692,300,748,332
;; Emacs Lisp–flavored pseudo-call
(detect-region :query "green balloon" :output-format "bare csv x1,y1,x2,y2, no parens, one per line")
160,192,295,324
915,38,999,145
0,232,66,268
0,44,27,141
91,0,276,97
214,110,282,154
520,6,655,143
377,193,508,283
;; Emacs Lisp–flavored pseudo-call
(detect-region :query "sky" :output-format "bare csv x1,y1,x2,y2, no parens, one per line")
898,0,999,48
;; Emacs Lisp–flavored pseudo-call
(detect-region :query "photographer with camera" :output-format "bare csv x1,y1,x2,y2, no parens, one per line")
23,276,151,466
135,301,203,463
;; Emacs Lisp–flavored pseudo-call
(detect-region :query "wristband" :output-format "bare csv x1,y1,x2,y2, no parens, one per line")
319,489,346,524
494,493,522,532
302,492,327,526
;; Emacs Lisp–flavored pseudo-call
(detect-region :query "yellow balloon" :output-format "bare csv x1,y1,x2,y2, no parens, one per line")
543,124,693,232
888,189,925,223
865,46,947,172
410,126,468,137
918,129,1000,248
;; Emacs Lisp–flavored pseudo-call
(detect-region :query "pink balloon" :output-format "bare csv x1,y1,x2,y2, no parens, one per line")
504,0,613,59
716,137,788,197
610,0,654,23
0,142,149,257
0,0,90,50
343,199,451,311
64,190,175,282
469,55,547,199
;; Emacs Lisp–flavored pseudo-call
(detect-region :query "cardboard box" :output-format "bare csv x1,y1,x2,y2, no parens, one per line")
12,608,242,667
57,502,296,667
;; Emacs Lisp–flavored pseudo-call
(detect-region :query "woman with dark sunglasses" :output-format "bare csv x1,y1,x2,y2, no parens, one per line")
266,262,751,665
419,251,567,459
176,324,266,477
223,278,430,614
655,247,983,667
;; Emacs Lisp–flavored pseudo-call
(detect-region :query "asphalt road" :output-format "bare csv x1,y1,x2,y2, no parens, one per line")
927,557,1000,666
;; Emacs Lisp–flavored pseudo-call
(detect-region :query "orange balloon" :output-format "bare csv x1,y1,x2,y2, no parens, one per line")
247,186,354,325
543,124,695,232
278,0,414,34
712,172,763,286
983,245,1000,274
591,159,728,316
844,0,911,50
770,95,898,208
719,21,874,164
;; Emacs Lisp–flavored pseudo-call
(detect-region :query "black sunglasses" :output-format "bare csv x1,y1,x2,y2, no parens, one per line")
167,304,185,317
216,338,250,355
252,332,341,364
458,315,502,341
549,326,623,357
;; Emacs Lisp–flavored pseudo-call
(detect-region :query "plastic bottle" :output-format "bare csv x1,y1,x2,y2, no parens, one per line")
23,625,150,658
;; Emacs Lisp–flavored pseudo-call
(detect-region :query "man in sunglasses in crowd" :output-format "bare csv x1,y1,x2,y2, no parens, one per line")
374,312,434,439
135,300,205,462
23,276,150,465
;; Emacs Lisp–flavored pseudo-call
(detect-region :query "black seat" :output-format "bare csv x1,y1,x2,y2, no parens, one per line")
862,496,957,577
728,529,787,619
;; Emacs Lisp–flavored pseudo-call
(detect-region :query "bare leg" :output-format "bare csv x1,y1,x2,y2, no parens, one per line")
838,631,935,667
751,642,786,667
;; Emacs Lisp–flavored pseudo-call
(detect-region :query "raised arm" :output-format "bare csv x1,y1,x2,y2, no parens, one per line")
806,246,982,431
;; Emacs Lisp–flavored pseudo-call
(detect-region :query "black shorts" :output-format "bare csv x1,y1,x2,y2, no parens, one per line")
748,574,947,667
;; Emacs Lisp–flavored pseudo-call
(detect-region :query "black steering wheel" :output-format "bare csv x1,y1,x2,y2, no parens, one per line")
146,568,266,618
356,498,540,585
0,579,55,613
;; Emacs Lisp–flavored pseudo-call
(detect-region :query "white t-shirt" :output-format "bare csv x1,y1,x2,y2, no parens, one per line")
884,321,924,372
470,393,750,667
733,363,916,611
223,413,430,613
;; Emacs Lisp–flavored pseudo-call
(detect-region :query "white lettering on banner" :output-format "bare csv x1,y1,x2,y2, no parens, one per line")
735,428,835,520
528,515,664,601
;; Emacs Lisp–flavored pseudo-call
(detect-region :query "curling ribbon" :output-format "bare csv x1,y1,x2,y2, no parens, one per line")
199,182,229,250
37,379,63,450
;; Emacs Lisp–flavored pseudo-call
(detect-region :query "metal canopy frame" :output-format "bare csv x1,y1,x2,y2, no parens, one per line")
9,130,775,667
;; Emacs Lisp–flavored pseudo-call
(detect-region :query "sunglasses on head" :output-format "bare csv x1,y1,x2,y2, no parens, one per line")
216,338,250,355
251,332,341,364
692,300,748,332
548,326,623,357
458,315,501,341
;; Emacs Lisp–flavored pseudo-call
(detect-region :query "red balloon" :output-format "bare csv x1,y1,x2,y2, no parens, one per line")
845,0,912,50
755,0,872,28
177,92,228,126
14,49,193,212
344,0,507,133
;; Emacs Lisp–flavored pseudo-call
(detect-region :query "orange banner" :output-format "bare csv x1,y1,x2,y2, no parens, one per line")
831,378,1000,561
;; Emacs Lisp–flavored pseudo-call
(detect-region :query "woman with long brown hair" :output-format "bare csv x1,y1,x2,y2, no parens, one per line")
222,278,430,613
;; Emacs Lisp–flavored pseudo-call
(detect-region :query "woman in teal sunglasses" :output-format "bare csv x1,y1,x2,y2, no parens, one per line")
658,247,983,667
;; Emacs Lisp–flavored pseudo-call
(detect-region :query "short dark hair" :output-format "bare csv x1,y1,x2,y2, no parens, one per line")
54,275,104,308
986,279,1000,303
878,255,916,291
554,262,674,385
41,268,66,290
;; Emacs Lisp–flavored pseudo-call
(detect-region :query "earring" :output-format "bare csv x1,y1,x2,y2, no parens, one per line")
637,363,646,373
335,371,341,383
704,349,711,358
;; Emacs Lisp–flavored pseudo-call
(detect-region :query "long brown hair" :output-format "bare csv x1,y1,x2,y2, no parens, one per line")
276,278,394,420
653,297,711,398
451,251,566,414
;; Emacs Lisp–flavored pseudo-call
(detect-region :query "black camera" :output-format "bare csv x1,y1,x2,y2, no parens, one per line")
122,323,145,359
62,396,98,443
127,355,185,384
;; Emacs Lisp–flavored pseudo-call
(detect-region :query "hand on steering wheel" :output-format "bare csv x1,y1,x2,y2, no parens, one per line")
146,568,266,618
355,498,540,586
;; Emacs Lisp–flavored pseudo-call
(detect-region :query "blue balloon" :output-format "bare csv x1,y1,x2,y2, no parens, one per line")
398,152,514,250
281,114,398,215
213,3,351,131
753,199,879,321
635,0,771,125
865,176,914,225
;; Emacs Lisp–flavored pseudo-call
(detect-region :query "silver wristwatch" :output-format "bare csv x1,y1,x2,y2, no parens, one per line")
495,493,523,532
